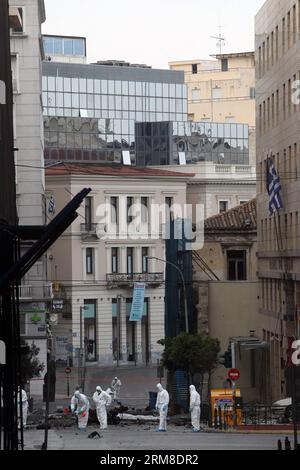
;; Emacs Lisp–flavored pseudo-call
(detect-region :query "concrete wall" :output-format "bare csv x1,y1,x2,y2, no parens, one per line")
46,171,190,365
256,0,300,402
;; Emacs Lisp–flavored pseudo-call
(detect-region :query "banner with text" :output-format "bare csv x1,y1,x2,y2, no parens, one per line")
129,283,146,322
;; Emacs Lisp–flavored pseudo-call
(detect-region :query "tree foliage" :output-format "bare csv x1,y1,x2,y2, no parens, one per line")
20,340,45,385
158,333,220,378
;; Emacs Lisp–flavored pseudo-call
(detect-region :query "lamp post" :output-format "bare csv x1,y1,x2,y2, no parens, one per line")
146,256,189,334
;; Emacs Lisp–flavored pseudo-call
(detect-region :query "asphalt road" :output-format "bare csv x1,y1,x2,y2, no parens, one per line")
24,425,287,451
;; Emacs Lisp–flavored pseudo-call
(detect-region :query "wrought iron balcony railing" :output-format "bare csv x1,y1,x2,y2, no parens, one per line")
107,272,164,286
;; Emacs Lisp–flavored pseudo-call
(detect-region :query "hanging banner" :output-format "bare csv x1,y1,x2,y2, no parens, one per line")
129,283,146,322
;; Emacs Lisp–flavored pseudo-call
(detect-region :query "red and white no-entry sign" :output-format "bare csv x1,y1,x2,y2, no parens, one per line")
228,369,240,382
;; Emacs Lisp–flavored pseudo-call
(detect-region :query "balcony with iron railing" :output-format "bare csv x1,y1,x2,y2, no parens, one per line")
107,272,164,287
19,285,33,299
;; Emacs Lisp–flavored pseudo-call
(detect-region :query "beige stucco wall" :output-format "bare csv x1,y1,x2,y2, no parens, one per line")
169,55,255,126
195,239,258,282
207,281,261,402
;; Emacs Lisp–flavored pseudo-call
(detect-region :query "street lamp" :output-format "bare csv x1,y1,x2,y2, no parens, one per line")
146,256,189,334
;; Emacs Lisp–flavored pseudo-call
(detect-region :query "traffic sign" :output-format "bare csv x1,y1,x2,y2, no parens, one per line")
228,369,240,382
65,367,72,375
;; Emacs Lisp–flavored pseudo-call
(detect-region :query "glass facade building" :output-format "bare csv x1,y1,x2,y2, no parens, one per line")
43,61,187,163
43,35,86,58
135,121,249,166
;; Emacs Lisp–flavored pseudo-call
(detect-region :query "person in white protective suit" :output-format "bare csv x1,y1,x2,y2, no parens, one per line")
17,387,28,429
189,385,201,432
155,383,169,432
70,390,90,431
111,377,122,400
93,386,112,430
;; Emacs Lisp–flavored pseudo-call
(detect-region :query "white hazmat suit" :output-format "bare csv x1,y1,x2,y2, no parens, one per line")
17,388,28,429
93,386,111,430
71,391,90,430
111,377,122,400
189,385,201,432
155,383,169,432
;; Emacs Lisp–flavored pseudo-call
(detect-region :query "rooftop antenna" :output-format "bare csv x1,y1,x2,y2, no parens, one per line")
211,25,226,54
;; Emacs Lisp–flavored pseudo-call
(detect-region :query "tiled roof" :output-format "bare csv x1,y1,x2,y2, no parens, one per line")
45,163,195,179
205,199,257,232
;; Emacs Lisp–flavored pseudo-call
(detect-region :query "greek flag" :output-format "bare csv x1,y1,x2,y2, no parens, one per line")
266,157,283,216
48,194,56,214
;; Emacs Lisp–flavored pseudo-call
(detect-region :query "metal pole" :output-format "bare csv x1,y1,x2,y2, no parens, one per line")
231,342,237,427
291,366,298,451
80,306,83,390
117,296,121,367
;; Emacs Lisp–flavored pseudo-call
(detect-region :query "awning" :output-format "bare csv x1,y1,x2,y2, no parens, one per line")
230,336,269,351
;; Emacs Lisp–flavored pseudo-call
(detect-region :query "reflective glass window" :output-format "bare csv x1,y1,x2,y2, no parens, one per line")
94,95,101,108
122,111,129,119
64,93,71,107
156,83,163,97
94,80,101,94
169,84,175,97
135,97,142,111
101,95,108,109
122,120,129,134
63,77,71,92
56,77,63,92
163,98,169,112
116,95,122,110
108,81,115,94
101,80,108,94
122,96,129,110
231,124,237,138
129,97,135,109
150,97,155,112
73,39,85,55
114,120,121,134
122,81,129,94
48,76,56,91
175,99,182,113
129,82,135,95
182,86,188,99
72,94,79,108
87,79,93,94
42,76,47,91
42,92,47,107
53,38,63,54
43,37,54,55
136,82,142,95
156,98,162,112
64,38,73,55
115,81,122,94
72,78,79,93
47,92,55,107
80,94,87,107
79,79,86,93
176,84,183,98
87,94,94,109
163,83,169,97
108,95,115,109
149,83,156,96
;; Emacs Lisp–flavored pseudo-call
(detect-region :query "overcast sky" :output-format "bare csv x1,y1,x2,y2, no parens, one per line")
43,0,266,69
